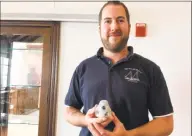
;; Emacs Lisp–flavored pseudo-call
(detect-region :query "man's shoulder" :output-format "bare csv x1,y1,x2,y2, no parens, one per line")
133,53,160,68
75,55,98,73
78,55,98,66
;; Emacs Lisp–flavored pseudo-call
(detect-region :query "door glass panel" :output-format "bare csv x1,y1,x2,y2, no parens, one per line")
0,34,43,136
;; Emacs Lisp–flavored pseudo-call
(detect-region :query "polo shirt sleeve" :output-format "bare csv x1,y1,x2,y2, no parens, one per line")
64,69,83,110
147,65,173,117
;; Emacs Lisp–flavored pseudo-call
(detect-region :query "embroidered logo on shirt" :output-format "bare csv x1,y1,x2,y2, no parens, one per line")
124,68,142,83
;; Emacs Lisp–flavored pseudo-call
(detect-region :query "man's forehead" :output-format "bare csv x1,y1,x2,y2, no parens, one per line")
103,16,125,20
101,5,126,19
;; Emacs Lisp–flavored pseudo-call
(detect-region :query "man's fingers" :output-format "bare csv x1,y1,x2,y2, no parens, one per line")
88,123,101,136
112,112,122,126
100,115,113,127
90,117,107,123
93,123,104,132
87,105,98,117
108,114,114,120
93,123,111,136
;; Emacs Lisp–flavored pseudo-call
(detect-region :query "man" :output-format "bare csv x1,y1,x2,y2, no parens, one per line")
27,67,40,85
64,1,174,136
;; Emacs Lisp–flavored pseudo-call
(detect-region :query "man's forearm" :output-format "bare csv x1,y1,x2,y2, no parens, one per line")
127,115,173,136
64,106,87,127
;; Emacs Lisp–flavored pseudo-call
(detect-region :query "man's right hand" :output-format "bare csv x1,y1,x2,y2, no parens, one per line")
85,105,113,135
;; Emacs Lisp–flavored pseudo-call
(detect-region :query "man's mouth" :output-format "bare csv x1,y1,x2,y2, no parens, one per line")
110,32,122,37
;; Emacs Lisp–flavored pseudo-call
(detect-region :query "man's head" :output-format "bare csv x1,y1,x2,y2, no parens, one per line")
30,67,36,73
98,1,131,53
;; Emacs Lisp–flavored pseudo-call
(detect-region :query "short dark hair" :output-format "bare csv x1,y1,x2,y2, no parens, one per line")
98,1,130,25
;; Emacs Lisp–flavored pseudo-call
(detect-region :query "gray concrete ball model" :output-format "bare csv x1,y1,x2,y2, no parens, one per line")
95,100,112,118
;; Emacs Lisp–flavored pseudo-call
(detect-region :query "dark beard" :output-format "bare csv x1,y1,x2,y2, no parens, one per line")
101,36,129,53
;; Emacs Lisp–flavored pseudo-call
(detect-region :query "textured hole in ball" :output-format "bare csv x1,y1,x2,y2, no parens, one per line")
104,112,108,116
102,106,106,110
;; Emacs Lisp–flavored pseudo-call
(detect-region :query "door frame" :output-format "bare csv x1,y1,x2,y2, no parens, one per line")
0,20,60,136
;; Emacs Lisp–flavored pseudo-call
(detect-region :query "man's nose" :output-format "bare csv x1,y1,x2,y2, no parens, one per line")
111,21,119,32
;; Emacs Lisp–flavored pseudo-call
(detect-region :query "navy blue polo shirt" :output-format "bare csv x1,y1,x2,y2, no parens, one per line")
65,46,173,136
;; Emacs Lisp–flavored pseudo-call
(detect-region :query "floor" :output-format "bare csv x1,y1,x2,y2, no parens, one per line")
7,110,39,136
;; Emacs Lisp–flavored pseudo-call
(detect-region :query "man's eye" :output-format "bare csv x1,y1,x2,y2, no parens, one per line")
105,20,111,24
118,19,124,23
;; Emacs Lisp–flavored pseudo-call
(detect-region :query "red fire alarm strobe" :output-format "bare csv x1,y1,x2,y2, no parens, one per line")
136,23,146,37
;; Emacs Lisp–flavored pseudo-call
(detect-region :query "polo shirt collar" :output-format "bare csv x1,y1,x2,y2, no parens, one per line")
97,46,134,60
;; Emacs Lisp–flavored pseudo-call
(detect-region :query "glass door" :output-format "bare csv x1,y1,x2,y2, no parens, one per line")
0,21,59,136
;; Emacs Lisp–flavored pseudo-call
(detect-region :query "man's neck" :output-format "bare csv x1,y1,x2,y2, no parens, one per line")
103,47,129,64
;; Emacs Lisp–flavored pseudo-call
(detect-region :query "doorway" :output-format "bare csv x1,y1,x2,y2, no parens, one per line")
0,21,60,136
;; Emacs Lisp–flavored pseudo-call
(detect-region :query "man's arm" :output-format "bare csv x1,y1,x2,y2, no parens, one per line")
93,113,173,136
64,105,113,128
64,106,87,127
127,115,173,136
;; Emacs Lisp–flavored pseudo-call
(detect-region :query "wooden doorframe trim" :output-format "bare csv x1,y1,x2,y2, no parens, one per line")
0,20,57,27
48,21,60,136
0,20,60,136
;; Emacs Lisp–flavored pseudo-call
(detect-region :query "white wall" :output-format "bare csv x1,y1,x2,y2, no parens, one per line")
57,2,191,136
1,1,191,136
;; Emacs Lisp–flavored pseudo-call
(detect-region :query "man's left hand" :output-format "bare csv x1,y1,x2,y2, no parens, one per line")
91,112,128,136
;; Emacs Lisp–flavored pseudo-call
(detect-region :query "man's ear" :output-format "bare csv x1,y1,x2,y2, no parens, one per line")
128,24,131,33
128,24,131,28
